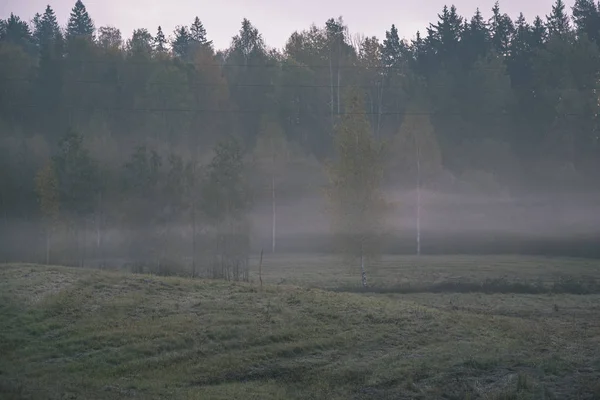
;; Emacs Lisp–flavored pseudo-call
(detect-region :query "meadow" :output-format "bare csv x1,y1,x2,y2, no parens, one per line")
1,255,600,399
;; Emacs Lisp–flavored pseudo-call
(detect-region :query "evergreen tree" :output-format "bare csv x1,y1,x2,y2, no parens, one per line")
382,24,408,69
546,0,571,36
572,0,600,42
426,5,463,64
154,26,168,53
32,5,62,49
531,16,548,47
508,13,533,89
0,13,33,49
489,1,514,55
190,17,213,49
66,0,95,40
171,26,191,58
461,8,491,64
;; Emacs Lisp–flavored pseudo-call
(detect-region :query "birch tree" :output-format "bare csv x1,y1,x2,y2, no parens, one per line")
327,88,385,287
35,160,60,264
201,136,252,281
254,114,289,253
393,104,442,255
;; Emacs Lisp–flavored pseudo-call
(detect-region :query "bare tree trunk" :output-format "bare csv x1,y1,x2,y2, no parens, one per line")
192,207,196,278
45,227,50,265
271,173,276,253
337,65,341,115
82,219,87,268
360,244,367,288
96,192,102,267
337,46,341,115
259,248,264,290
330,56,334,127
377,81,384,137
416,144,421,256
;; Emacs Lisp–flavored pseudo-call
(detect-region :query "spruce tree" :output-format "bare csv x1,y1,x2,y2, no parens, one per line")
531,16,548,46
171,26,191,58
489,1,514,55
572,0,600,42
1,13,33,48
546,0,571,36
66,0,95,40
154,26,168,53
33,5,62,48
190,17,213,48
461,8,490,64
382,24,404,68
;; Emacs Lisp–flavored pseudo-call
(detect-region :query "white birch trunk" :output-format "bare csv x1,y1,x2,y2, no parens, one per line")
271,172,276,254
330,56,334,126
45,227,50,265
360,245,367,288
416,144,421,256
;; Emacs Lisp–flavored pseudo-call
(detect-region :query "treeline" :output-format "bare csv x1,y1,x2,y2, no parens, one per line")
1,0,600,272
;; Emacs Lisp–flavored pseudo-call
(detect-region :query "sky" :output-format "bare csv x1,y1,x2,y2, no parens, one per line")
2,0,573,51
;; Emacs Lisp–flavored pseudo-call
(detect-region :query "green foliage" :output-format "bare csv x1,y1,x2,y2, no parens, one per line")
390,102,442,185
171,26,191,58
52,128,99,219
35,161,60,223
154,26,168,53
66,0,95,40
327,88,385,277
190,17,212,50
2,2,600,264
201,135,251,224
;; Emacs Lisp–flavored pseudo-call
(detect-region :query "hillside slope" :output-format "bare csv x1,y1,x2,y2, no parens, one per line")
1,264,599,399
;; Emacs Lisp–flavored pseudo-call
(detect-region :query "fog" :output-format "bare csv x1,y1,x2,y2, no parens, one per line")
2,0,600,273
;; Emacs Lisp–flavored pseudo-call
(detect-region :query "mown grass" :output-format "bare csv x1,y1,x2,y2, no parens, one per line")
1,262,599,399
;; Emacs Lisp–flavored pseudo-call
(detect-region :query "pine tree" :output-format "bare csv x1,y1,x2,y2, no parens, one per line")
66,0,95,40
546,0,571,36
154,26,168,53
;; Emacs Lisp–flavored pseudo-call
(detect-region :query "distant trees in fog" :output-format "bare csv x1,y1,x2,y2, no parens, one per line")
2,0,600,282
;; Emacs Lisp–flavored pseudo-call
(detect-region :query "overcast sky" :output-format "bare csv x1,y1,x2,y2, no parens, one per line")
2,0,573,50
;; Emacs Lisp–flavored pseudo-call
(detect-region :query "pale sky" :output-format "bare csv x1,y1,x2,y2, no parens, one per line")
2,0,573,51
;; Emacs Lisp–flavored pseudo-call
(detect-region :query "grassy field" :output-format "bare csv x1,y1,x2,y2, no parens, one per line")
1,256,600,399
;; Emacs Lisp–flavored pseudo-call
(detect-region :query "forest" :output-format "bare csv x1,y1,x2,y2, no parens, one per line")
2,0,600,275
